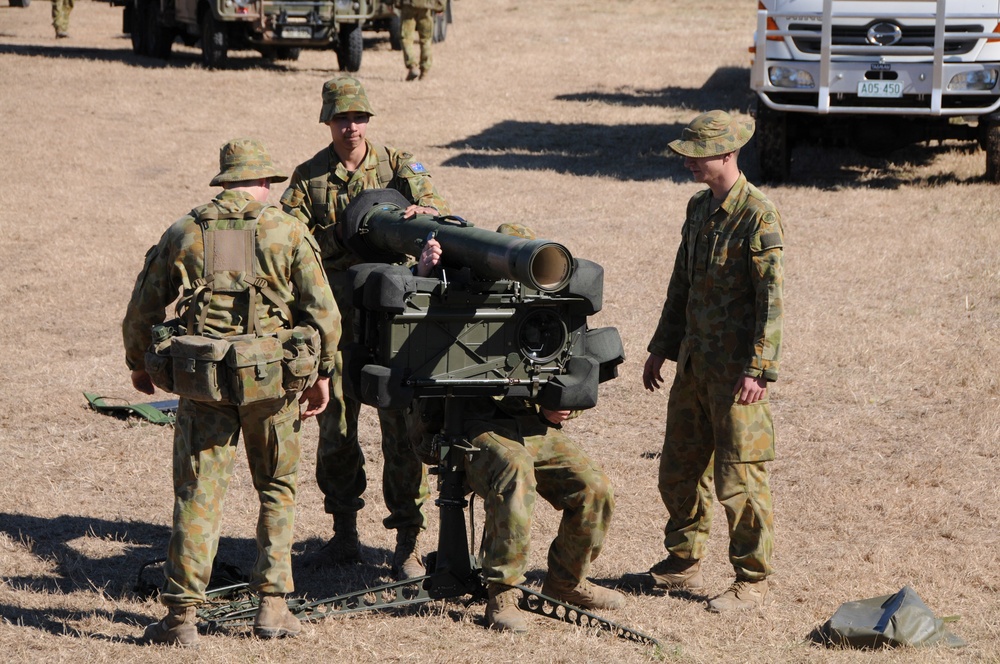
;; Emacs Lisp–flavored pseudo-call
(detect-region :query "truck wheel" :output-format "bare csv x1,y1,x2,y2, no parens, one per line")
275,46,301,61
984,122,1000,183
201,13,228,69
10,0,31,7
756,99,790,183
388,14,402,51
337,23,362,72
130,1,149,55
145,1,173,60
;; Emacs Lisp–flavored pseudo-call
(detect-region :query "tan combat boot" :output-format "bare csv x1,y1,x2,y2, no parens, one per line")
648,556,706,592
707,578,769,613
143,606,199,647
392,527,425,580
303,513,361,567
485,584,528,633
254,595,302,639
541,577,626,610
406,67,420,81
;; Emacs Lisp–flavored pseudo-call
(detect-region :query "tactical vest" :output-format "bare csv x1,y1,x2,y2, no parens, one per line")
145,201,320,404
305,143,394,226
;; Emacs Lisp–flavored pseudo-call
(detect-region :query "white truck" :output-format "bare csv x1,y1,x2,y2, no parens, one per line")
751,0,1000,181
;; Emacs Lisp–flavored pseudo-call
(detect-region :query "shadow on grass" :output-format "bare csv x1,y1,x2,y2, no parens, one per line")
0,603,151,642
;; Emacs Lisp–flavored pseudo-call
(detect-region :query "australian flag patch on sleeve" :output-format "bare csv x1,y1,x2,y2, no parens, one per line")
410,162,427,173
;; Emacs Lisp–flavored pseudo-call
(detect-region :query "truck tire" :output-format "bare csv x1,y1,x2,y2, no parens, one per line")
201,12,228,69
10,0,31,7
983,122,1000,183
388,14,402,51
130,1,149,55
756,99,790,183
337,23,363,72
275,46,301,61
145,1,173,60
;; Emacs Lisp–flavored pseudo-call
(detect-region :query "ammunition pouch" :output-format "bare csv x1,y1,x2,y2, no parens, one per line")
168,334,232,403
225,335,284,406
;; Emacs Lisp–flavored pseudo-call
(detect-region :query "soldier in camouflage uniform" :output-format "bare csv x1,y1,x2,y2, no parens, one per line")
51,0,73,38
412,224,626,633
123,138,341,647
398,0,441,80
630,111,784,612
281,76,449,580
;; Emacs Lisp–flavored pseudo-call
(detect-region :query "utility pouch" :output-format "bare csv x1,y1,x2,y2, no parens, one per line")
170,335,231,402
225,334,285,405
144,320,184,393
277,325,321,394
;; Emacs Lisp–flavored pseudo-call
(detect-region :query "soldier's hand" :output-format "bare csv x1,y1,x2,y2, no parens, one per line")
541,408,571,424
416,238,442,277
301,376,331,418
642,354,666,392
131,369,155,395
733,375,767,405
403,204,438,219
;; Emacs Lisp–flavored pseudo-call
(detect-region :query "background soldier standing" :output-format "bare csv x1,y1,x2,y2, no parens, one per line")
398,0,442,80
51,0,73,38
633,110,784,612
281,76,450,580
122,138,341,646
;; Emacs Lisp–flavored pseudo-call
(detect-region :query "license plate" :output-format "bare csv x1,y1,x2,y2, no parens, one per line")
857,81,903,98
282,27,312,39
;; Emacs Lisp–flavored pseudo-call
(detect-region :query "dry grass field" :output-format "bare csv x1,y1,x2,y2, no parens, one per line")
1,0,998,662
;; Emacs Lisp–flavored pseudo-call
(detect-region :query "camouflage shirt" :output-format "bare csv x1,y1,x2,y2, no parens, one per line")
122,189,341,375
648,173,784,383
279,139,451,272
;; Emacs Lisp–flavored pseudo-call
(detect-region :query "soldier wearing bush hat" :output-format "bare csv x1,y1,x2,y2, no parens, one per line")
124,137,340,647
627,109,785,614
281,76,452,581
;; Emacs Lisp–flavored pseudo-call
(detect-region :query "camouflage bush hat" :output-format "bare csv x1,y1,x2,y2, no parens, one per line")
496,223,536,240
668,110,755,158
209,138,288,187
319,76,376,122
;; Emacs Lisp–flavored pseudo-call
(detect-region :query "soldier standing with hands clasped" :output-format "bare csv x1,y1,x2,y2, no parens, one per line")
123,138,342,646
281,76,450,580
626,110,784,612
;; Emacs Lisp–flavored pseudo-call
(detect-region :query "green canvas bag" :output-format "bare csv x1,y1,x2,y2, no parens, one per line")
820,586,966,649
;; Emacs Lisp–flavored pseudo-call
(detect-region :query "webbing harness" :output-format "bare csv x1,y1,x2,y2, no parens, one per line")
306,143,393,224
180,201,293,336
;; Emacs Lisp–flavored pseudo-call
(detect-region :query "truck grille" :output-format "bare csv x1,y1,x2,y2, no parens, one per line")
789,23,984,55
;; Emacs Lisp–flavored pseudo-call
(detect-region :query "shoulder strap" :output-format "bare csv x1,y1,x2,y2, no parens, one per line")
371,143,394,188
306,147,333,225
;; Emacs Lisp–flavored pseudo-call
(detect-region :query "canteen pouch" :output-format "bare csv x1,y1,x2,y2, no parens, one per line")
170,335,231,402
144,320,184,394
277,325,321,394
225,334,284,405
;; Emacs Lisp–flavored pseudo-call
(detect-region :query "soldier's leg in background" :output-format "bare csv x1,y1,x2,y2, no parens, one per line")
400,6,419,75
709,390,775,580
659,369,716,560
464,428,536,587
161,399,241,607
315,386,366,516
241,396,302,595
416,8,434,74
527,430,613,586
377,406,429,531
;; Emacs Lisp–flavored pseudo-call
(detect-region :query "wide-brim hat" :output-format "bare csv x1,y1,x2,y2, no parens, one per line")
209,138,288,187
319,76,376,122
668,110,755,158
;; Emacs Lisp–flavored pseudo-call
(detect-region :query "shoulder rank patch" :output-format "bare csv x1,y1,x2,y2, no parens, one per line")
761,211,777,226
410,162,427,173
759,232,783,250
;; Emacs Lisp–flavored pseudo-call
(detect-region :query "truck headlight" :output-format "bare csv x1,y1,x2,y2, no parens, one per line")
768,66,815,89
947,69,999,91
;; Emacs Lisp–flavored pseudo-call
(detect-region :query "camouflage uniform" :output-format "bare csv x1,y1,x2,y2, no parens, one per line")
650,113,784,582
399,0,440,79
281,77,450,533
460,397,614,588
123,140,341,607
51,0,73,37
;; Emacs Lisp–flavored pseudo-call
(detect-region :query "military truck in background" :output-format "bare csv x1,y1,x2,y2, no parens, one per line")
120,0,371,70
364,0,452,50
751,0,1000,182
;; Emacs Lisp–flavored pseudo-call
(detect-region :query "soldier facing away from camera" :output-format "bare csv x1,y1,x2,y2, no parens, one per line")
628,110,784,612
280,75,450,580
51,0,73,38
122,138,342,646
398,0,443,80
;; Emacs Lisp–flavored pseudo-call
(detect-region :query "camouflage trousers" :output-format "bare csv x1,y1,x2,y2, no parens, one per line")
161,395,301,607
51,0,73,34
464,420,614,587
658,366,775,580
314,270,428,530
400,6,434,73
